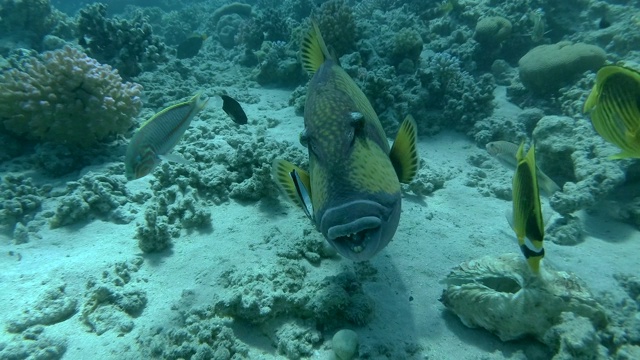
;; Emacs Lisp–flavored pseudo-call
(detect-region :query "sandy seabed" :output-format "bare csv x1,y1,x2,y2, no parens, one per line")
1,88,638,360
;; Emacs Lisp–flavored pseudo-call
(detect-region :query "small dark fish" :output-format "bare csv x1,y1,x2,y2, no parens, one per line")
177,34,206,59
220,94,248,125
599,16,611,29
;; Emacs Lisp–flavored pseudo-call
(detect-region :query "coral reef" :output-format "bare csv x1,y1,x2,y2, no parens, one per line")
77,3,167,77
315,0,357,56
474,16,512,47
0,0,73,52
49,170,139,228
389,28,423,70
81,258,147,335
0,45,143,147
465,151,512,200
417,52,495,135
440,253,607,344
518,42,606,94
135,183,210,253
0,326,66,360
211,2,252,25
216,13,245,49
253,41,305,87
0,174,45,239
216,260,375,329
532,115,627,216
146,307,250,359
6,281,77,333
543,312,607,359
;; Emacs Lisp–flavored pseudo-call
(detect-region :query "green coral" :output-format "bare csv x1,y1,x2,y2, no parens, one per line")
0,0,57,46
391,28,423,69
77,3,167,77
474,16,512,46
315,0,357,56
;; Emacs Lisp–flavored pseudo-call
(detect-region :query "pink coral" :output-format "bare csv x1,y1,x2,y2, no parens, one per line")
0,45,142,147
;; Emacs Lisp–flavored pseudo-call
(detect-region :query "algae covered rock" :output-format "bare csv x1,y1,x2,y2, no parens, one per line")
440,253,607,343
518,42,606,94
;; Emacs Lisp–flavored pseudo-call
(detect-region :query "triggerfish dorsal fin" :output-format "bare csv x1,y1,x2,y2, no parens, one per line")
272,159,313,220
389,115,420,183
301,21,332,75
512,142,545,274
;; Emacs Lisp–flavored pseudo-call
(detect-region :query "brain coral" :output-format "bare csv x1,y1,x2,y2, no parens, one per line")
474,16,512,46
0,46,143,147
518,41,606,94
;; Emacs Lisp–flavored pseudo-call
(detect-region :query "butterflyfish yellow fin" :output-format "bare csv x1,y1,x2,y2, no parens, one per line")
300,21,332,75
512,142,545,274
272,159,313,220
584,65,640,158
389,115,420,183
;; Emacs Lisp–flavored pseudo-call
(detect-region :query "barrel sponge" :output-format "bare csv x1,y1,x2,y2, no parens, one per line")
518,42,606,94
474,16,512,45
0,46,142,147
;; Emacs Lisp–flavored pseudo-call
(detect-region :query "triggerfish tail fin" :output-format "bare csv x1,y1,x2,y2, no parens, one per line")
301,21,332,75
511,142,545,274
583,65,640,159
389,115,420,183
272,159,313,220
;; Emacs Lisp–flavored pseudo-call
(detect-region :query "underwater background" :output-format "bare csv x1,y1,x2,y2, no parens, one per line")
1,0,640,359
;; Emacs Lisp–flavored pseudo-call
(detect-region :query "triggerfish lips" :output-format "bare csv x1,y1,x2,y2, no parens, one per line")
320,199,401,261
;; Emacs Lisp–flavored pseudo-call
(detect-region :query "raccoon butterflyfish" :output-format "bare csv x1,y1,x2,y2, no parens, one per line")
583,65,640,159
486,140,560,195
511,142,545,274
272,22,419,261
177,34,207,59
125,93,208,180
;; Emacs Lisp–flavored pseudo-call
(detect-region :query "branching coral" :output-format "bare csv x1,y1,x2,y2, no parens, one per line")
0,0,55,44
77,3,167,78
315,0,357,56
0,46,142,147
417,52,495,134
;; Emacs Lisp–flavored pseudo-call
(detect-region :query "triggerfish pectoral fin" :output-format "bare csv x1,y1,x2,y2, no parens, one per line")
389,115,420,184
272,159,313,220
511,142,545,274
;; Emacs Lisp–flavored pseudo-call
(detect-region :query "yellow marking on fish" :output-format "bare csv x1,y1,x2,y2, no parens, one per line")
348,138,400,194
271,21,420,261
584,65,640,159
486,140,560,195
512,142,545,273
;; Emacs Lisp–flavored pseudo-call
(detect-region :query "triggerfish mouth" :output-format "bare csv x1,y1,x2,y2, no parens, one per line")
272,22,419,261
